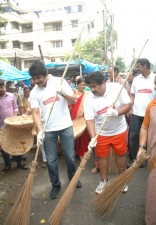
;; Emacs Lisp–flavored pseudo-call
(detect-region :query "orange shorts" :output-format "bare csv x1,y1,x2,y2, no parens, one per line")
95,131,127,158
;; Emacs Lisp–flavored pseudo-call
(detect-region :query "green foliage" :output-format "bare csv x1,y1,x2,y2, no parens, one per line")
65,25,117,66
115,56,126,72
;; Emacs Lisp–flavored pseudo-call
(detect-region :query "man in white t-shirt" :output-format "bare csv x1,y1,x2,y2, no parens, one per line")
29,61,82,199
127,58,156,168
84,71,132,194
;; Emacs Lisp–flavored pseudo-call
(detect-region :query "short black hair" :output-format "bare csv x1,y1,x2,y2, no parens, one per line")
29,60,47,77
114,66,119,74
24,87,30,92
0,79,5,86
77,77,86,85
137,58,150,69
85,71,107,85
6,81,13,88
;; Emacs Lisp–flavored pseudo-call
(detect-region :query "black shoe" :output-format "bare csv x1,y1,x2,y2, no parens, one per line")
139,162,146,168
126,159,134,168
50,186,61,199
76,180,82,188
21,155,26,161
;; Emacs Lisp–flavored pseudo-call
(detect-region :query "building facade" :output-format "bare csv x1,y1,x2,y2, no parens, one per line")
0,0,101,70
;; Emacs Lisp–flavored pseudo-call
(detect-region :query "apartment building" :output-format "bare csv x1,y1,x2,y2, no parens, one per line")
0,0,101,70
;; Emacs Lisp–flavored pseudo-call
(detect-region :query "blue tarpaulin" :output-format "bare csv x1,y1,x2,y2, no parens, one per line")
46,60,108,74
0,59,108,81
0,60,31,81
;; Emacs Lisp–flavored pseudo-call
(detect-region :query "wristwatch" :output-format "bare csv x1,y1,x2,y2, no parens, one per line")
139,145,146,150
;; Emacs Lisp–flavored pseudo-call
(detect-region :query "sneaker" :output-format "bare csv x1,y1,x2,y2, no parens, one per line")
50,186,61,199
123,185,128,193
95,180,108,194
126,159,134,168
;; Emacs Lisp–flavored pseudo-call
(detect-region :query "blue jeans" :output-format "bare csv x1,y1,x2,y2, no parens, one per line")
1,150,22,166
44,126,76,187
128,114,144,160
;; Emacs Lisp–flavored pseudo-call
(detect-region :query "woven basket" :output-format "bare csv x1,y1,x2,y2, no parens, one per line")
4,115,34,128
73,117,86,139
1,125,34,155
58,117,86,144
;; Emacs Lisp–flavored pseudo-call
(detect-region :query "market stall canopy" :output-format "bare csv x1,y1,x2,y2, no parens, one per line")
0,60,31,81
46,60,109,77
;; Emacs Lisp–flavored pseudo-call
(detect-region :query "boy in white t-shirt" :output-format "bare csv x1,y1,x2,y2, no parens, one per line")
29,61,82,199
84,71,132,194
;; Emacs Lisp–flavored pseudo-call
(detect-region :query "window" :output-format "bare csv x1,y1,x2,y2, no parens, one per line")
51,41,63,48
11,22,19,30
24,60,34,68
53,22,62,31
13,41,20,48
71,20,78,28
22,24,33,33
60,58,64,62
44,22,62,32
23,42,33,51
0,42,6,49
71,39,77,44
51,58,55,62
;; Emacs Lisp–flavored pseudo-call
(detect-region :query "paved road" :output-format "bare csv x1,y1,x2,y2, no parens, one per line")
0,150,147,225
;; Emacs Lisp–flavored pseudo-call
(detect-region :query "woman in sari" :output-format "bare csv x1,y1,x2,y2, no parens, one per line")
70,77,89,160
22,87,30,113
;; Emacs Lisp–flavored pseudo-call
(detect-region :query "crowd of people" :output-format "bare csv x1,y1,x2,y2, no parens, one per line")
0,58,156,223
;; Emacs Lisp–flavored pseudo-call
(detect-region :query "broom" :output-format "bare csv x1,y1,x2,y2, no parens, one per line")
4,27,84,225
48,39,148,225
92,142,155,218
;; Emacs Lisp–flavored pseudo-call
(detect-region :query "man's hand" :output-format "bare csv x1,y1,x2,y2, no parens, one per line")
88,137,97,152
56,84,66,96
37,131,45,145
105,107,118,117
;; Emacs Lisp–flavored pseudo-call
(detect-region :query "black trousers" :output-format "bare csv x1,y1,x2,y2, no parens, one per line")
128,114,144,160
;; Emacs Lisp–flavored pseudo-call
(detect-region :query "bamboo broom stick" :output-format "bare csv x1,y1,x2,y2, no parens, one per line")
48,39,148,225
4,27,84,225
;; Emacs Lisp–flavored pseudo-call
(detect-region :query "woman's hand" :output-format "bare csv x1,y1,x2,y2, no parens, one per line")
136,148,145,161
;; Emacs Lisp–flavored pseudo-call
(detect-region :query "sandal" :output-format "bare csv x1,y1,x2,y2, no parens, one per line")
42,162,47,168
91,167,99,174
17,162,28,170
1,166,11,174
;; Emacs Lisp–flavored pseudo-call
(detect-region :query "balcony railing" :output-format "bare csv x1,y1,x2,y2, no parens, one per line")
22,28,33,33
23,46,33,51
44,26,62,32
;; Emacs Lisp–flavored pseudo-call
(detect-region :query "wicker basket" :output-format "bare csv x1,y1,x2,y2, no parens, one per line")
73,117,86,139
58,117,86,144
1,125,34,155
4,115,34,128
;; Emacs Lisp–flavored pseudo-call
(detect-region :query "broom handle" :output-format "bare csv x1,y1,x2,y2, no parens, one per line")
34,27,84,162
94,39,148,142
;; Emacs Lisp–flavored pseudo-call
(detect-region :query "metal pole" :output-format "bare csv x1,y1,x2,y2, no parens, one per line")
38,45,44,63
79,53,82,76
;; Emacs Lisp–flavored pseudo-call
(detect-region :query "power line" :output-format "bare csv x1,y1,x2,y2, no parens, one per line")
0,13,93,37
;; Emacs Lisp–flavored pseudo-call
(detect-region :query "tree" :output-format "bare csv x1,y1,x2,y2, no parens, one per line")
65,25,118,66
115,56,126,72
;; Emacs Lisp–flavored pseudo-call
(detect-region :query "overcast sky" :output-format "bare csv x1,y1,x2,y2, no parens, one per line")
107,0,156,65
17,0,156,66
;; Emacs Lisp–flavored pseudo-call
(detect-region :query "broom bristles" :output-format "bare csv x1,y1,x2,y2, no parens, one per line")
48,151,90,225
4,161,38,225
92,151,149,218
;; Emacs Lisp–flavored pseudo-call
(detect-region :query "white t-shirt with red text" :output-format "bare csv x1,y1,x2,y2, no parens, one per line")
29,75,73,132
84,82,131,136
131,72,156,117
